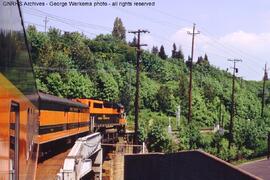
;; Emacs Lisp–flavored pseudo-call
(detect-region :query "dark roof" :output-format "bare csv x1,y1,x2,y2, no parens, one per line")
239,159,269,179
125,150,259,180
38,92,88,110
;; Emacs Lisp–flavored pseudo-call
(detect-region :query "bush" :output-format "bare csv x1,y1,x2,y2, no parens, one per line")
146,123,170,152
178,123,202,150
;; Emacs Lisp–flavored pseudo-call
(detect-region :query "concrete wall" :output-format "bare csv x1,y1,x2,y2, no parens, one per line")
124,150,259,180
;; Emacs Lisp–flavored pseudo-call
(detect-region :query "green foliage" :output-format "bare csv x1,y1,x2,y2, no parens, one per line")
151,46,158,55
172,43,184,59
171,43,177,58
27,23,270,161
45,72,67,97
178,123,202,150
158,45,167,59
156,85,177,115
96,70,119,101
65,71,95,98
112,17,126,41
140,74,159,111
146,123,171,152
233,118,267,157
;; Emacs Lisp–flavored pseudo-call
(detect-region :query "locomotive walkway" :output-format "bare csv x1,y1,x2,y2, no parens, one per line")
36,148,71,180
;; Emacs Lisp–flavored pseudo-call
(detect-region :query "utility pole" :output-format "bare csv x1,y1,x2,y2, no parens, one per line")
128,29,150,149
228,59,242,149
261,63,268,117
267,132,270,159
44,16,49,33
176,105,181,128
219,100,222,126
187,23,200,123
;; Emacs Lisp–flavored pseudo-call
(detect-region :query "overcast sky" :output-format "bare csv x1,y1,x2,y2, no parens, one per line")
20,0,270,80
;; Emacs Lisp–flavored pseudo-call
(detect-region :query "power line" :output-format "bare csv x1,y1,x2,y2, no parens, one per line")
197,28,263,75
150,7,267,65
23,10,97,34
151,7,192,25
200,26,267,64
24,20,98,37
22,6,265,80
144,7,266,76
22,7,111,32
24,21,45,28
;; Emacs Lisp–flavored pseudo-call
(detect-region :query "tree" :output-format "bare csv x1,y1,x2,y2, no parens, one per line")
65,71,95,98
172,44,184,60
156,85,177,115
186,55,192,67
147,123,170,152
141,74,159,111
129,36,137,47
27,24,269,159
96,70,119,101
197,56,204,64
197,54,209,65
171,43,177,58
47,28,62,50
151,46,158,55
176,46,184,60
45,72,67,97
158,45,167,59
112,17,126,41
178,123,202,150
204,53,209,61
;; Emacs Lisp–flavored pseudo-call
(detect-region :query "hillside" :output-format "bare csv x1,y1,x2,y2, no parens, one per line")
26,25,270,161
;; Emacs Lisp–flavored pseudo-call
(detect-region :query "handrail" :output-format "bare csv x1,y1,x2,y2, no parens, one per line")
56,132,102,180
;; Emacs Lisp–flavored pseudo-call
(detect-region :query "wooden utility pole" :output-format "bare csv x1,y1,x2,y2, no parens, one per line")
267,132,270,159
128,29,149,148
261,63,268,117
44,16,49,33
219,100,222,126
187,23,200,123
228,59,242,149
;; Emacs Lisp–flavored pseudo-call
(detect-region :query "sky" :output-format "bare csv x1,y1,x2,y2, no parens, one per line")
19,0,270,80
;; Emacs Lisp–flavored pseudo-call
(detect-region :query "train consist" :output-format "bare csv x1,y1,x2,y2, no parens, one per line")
76,98,126,132
0,1,126,179
39,93,127,158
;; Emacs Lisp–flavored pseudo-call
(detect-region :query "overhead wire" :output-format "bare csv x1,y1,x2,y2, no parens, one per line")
23,9,101,37
112,6,261,77
148,7,265,77
22,7,112,31
22,6,265,79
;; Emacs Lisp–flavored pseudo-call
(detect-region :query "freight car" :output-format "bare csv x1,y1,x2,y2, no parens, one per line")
0,1,39,179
